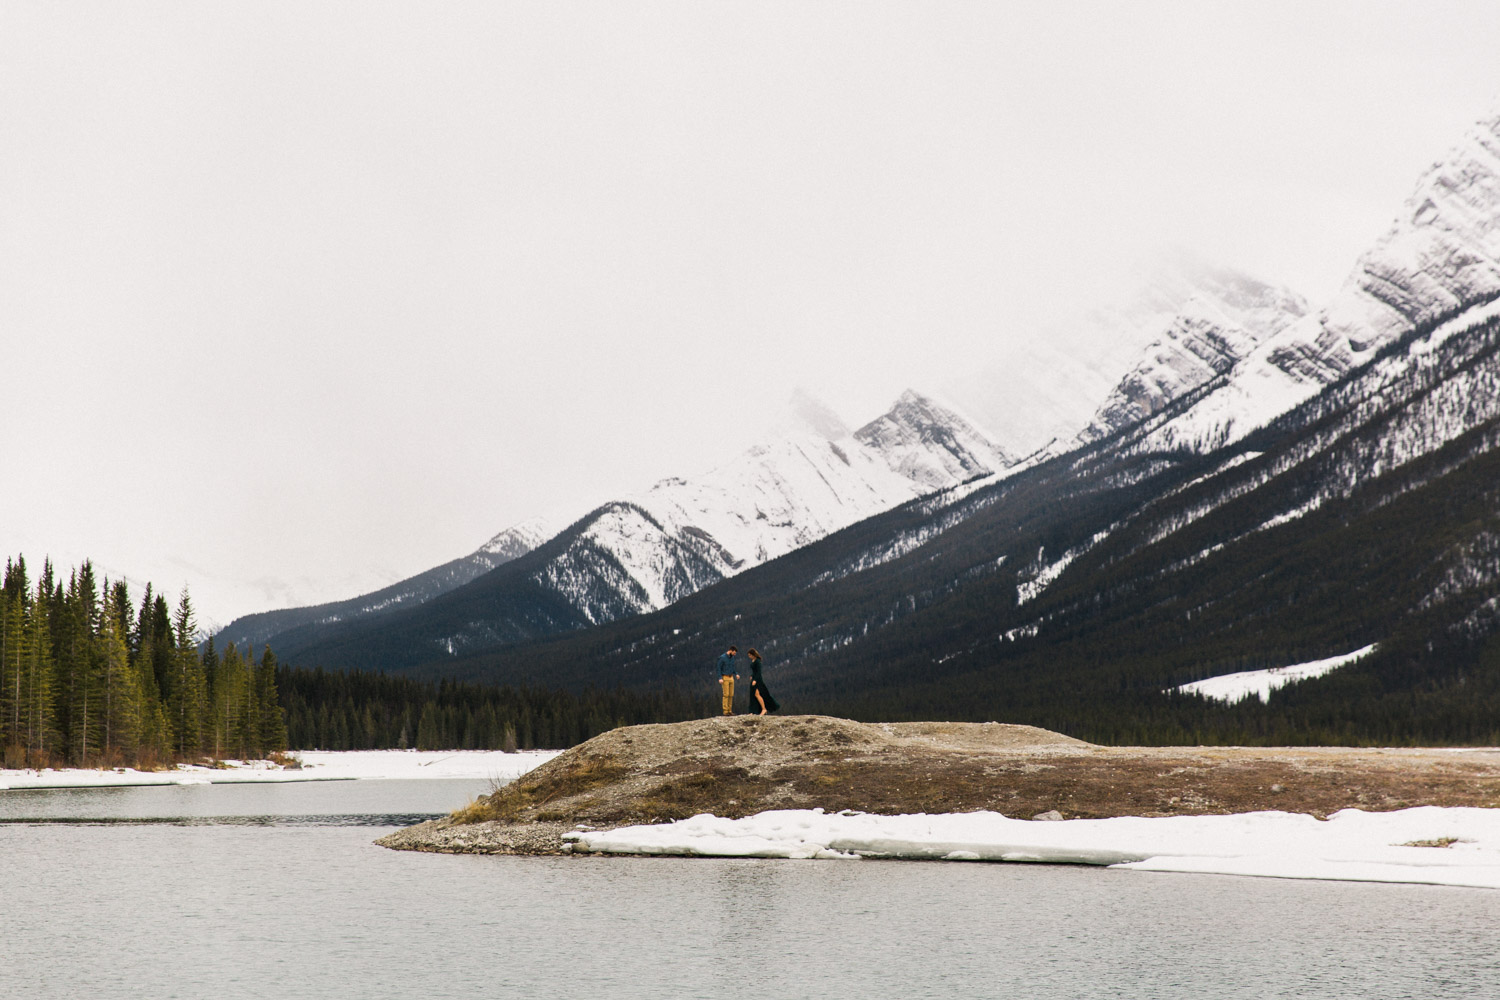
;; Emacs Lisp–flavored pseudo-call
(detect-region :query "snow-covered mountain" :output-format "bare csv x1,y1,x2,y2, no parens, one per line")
239,389,1015,664
943,258,1308,456
1145,110,1500,453
855,390,1010,488
233,101,1500,756
451,389,1014,635
455,106,1500,739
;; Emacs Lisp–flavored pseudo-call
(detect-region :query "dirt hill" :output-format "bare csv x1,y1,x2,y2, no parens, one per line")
376,715,1500,855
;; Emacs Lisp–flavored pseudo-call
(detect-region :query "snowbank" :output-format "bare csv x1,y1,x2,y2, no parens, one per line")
565,806,1500,889
0,749,560,790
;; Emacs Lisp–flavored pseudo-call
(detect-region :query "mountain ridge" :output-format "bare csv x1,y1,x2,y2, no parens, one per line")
228,388,1016,665
1143,111,1500,453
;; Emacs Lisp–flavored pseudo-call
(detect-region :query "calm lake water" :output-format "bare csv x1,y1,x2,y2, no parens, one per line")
2,779,1497,999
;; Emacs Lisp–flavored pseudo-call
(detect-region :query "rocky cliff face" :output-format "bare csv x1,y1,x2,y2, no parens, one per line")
1324,112,1500,356
1146,111,1500,453
1078,275,1309,444
854,389,1015,489
943,258,1307,457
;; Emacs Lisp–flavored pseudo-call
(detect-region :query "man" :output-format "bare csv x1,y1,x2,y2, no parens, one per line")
716,645,739,716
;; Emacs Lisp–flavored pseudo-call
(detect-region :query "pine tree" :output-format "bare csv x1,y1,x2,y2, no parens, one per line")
21,575,57,762
0,583,9,753
201,636,220,706
63,563,104,766
97,594,141,764
129,585,171,764
235,645,259,757
416,700,439,750
212,642,253,760
170,592,208,758
255,647,288,756
1,557,30,756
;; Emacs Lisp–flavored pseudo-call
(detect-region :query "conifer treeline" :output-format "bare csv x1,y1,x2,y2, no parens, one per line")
0,553,716,763
277,666,712,751
0,556,286,768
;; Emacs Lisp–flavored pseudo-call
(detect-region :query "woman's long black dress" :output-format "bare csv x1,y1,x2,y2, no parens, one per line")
749,659,780,714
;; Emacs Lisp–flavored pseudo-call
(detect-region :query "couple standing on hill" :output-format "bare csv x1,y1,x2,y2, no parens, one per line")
715,645,779,716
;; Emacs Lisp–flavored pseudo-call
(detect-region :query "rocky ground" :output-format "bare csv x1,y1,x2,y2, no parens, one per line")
375,714,1500,856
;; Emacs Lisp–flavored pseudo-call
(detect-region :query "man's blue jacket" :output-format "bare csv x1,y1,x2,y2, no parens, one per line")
717,652,736,676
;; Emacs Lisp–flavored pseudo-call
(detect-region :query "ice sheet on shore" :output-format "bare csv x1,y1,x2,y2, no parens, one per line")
0,749,561,790
566,807,1500,889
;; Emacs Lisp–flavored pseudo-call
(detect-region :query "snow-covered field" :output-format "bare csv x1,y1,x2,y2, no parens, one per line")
566,806,1500,890
0,749,562,790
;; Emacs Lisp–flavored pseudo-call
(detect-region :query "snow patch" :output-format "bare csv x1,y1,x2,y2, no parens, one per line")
1015,529,1112,605
1255,498,1324,533
1174,645,1379,704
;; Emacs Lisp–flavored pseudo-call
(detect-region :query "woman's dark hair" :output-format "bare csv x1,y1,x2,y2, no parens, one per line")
747,648,760,660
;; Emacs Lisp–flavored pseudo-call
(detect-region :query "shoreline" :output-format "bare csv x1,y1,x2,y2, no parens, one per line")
0,748,562,790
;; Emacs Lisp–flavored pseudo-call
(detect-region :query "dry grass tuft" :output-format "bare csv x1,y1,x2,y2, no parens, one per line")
634,768,776,822
1402,836,1461,848
451,754,629,824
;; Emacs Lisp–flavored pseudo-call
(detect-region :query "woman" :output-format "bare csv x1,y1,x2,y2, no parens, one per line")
746,648,780,715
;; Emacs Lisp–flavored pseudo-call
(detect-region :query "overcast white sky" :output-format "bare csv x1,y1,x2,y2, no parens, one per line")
4,1,1500,625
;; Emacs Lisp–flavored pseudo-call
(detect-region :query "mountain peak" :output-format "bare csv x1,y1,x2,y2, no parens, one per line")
855,389,1015,488
1317,110,1500,359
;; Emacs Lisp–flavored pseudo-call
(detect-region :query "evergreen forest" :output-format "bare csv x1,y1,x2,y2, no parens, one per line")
276,667,711,751
0,556,286,769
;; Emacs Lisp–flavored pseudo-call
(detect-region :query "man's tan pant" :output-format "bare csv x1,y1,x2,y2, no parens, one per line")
720,675,735,715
